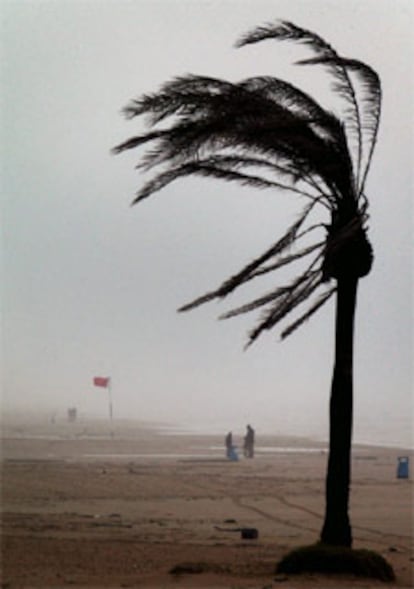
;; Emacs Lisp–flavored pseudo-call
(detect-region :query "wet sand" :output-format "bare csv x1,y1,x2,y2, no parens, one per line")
1,415,413,588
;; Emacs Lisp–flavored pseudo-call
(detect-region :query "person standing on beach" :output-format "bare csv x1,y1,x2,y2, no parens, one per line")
244,424,255,458
225,431,233,458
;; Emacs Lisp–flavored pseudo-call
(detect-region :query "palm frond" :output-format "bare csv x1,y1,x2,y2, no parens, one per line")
236,20,365,198
112,130,168,154
280,286,336,339
251,241,325,278
195,153,298,182
297,57,382,197
122,75,236,124
132,159,326,205
180,153,333,206
115,71,354,198
220,265,321,320
240,76,344,143
339,60,381,196
246,271,324,346
220,284,300,320
235,20,330,51
178,200,318,312
240,76,354,199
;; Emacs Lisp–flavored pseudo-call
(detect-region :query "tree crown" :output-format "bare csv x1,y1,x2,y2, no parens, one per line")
113,20,381,345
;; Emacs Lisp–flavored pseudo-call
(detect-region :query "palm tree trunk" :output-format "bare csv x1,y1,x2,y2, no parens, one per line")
320,275,358,547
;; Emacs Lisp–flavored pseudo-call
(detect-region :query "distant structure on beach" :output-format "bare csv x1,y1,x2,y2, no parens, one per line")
67,407,77,422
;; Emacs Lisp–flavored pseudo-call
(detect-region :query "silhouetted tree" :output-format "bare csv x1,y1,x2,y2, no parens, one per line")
114,21,381,548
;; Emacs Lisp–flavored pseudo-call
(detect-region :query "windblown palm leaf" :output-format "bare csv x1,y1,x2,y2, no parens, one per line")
236,21,381,198
113,20,381,346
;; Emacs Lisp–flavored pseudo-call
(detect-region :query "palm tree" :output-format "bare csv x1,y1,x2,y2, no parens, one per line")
113,21,381,549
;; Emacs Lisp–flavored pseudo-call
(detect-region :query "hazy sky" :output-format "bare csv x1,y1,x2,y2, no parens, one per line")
1,0,413,446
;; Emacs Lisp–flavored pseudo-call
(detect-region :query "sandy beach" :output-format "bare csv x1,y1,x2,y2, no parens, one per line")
1,415,413,588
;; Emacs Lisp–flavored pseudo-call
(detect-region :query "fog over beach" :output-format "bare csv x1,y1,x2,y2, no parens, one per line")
1,407,412,451
2,2,413,459
2,2,413,587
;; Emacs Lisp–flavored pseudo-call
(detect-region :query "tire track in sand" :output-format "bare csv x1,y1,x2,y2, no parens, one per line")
232,495,411,553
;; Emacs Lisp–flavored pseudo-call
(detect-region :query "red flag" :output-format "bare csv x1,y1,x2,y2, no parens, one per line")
93,376,110,388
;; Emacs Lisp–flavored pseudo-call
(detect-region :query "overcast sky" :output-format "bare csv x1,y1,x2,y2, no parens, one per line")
1,0,413,446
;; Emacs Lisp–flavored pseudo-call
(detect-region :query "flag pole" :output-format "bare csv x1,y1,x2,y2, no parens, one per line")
107,378,114,437
92,376,114,437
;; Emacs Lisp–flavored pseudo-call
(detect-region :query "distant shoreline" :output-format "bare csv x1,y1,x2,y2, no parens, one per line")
1,411,412,452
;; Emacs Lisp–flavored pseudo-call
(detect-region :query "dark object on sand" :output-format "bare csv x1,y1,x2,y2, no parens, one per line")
214,525,259,539
397,456,409,479
276,543,395,581
241,527,258,539
170,562,205,575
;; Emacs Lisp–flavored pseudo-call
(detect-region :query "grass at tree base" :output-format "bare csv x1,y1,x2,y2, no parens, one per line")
276,543,395,581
